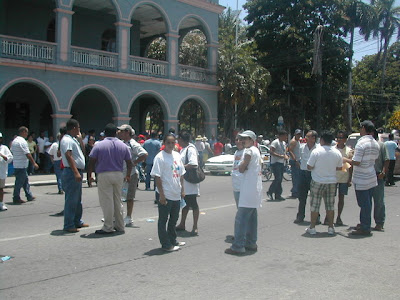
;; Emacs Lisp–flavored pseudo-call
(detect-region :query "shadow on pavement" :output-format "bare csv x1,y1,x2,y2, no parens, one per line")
301,232,337,238
143,248,169,256
50,230,72,236
176,231,199,238
80,232,125,239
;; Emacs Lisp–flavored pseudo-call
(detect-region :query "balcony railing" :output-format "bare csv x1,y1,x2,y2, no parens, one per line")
71,46,118,71
129,56,168,78
0,35,55,63
178,65,208,83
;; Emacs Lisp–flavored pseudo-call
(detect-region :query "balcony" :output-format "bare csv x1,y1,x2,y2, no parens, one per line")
178,65,208,83
0,35,56,64
71,46,118,71
129,56,168,78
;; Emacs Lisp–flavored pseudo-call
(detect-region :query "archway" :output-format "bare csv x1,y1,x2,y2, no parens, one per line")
0,82,54,144
70,89,115,138
178,99,205,137
129,95,165,136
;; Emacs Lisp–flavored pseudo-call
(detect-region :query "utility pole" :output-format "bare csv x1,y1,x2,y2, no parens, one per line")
312,25,323,133
347,26,354,132
234,0,239,130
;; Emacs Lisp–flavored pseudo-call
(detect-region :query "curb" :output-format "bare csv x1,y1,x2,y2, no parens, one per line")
5,179,88,188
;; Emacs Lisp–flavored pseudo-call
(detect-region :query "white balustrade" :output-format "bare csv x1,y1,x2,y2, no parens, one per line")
71,46,117,70
130,56,167,77
179,66,207,83
0,35,55,62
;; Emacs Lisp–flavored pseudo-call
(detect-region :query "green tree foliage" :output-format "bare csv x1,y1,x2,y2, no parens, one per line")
178,99,205,137
179,29,207,68
352,41,400,129
244,0,350,132
146,37,167,61
218,9,271,137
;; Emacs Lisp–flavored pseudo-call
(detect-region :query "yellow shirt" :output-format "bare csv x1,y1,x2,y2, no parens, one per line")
336,146,353,183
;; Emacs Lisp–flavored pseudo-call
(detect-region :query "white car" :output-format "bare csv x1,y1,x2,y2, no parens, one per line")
205,145,270,175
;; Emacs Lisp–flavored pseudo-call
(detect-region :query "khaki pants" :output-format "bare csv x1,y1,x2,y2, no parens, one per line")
98,171,124,232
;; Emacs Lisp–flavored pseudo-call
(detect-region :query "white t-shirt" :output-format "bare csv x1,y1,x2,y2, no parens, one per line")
0,144,13,179
60,134,85,170
307,145,343,184
180,144,200,196
11,136,30,168
231,149,244,192
37,136,48,153
151,150,185,200
270,138,286,164
123,139,148,176
239,146,263,208
300,143,318,170
48,142,62,161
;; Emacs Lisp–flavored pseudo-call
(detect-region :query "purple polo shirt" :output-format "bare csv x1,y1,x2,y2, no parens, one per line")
89,137,131,173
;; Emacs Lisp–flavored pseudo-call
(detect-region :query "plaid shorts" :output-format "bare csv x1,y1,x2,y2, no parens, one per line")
310,180,336,212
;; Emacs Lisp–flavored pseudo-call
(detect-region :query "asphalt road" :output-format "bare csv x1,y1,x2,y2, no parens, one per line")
1,175,399,299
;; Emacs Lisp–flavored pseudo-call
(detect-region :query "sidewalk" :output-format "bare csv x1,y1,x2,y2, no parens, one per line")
4,173,87,188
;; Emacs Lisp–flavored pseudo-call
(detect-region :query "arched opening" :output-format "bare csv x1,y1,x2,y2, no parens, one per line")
179,29,207,68
70,89,115,137
71,0,117,51
101,28,117,52
0,82,54,145
129,95,165,135
46,18,56,43
130,4,168,59
178,99,205,137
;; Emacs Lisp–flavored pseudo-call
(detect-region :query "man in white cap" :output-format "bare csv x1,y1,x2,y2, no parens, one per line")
0,132,13,211
117,124,148,226
225,130,263,255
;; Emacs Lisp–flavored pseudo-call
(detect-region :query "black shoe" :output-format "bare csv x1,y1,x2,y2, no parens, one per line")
293,218,304,224
275,196,285,201
266,191,274,201
95,229,114,234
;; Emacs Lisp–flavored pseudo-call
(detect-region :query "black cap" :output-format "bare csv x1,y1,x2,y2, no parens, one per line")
104,123,117,137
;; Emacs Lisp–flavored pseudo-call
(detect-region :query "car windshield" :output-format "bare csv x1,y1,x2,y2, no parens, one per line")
225,145,269,155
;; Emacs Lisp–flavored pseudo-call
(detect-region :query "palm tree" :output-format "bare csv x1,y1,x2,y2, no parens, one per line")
370,0,400,92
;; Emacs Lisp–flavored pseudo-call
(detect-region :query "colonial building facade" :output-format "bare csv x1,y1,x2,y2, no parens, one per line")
0,0,223,141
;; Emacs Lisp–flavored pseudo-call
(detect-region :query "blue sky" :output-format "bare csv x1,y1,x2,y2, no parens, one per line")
221,0,400,63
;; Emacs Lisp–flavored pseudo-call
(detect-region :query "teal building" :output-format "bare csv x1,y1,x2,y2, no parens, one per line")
0,0,223,141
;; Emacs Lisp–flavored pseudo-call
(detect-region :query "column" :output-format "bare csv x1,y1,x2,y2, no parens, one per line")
207,43,218,84
166,33,179,80
51,114,72,137
54,8,74,65
115,22,132,72
113,116,132,127
163,119,179,135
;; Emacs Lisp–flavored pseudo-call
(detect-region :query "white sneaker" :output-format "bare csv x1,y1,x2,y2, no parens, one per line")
305,227,316,235
124,216,133,227
176,241,186,246
328,227,335,235
163,246,180,252
0,204,7,211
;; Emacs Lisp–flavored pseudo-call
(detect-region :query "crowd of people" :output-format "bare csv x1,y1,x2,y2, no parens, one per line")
0,119,398,255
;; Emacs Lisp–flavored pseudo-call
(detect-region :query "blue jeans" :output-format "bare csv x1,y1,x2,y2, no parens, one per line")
13,168,33,201
289,160,300,197
355,187,374,232
53,160,63,192
268,162,284,197
157,196,180,249
296,170,312,220
231,207,258,252
145,164,154,190
63,168,83,230
373,178,385,226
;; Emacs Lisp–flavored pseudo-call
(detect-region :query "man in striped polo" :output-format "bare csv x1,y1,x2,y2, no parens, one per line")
350,120,380,236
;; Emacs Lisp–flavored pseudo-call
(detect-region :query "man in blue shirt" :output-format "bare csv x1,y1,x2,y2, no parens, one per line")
384,133,398,186
143,132,161,191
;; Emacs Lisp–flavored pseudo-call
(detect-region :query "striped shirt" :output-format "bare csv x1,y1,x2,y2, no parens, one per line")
11,136,30,169
352,135,379,190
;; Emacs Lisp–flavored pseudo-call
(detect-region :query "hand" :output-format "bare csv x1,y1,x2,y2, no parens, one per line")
74,173,82,182
181,191,185,199
347,181,352,187
284,155,289,160
378,173,385,180
34,163,39,170
124,175,131,182
159,194,167,206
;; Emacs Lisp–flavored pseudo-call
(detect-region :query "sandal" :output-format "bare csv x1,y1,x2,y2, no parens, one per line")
175,226,186,231
190,229,198,236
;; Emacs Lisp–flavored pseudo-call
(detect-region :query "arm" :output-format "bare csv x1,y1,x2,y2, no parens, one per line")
270,145,289,160
134,153,147,166
125,160,133,182
26,153,39,170
67,150,83,182
378,160,390,180
239,154,251,173
155,176,166,205
180,175,185,199
307,164,314,170
288,140,297,161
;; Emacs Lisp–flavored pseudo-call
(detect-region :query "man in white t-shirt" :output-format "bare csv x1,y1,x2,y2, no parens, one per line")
225,130,262,255
48,129,66,194
151,133,186,252
11,126,39,204
0,132,13,211
231,134,245,207
267,130,289,201
37,131,49,172
305,131,342,235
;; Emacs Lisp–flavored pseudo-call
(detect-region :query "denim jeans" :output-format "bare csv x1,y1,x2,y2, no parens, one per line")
386,160,395,185
157,196,180,249
231,207,258,252
296,170,312,220
268,162,284,197
53,160,63,192
63,168,83,230
355,187,374,232
145,164,154,190
289,160,300,197
13,168,33,201
373,178,385,226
